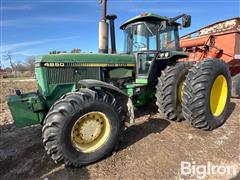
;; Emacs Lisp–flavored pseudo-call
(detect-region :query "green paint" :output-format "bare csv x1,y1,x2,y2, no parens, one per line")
36,53,135,65
133,87,156,107
35,67,49,96
125,84,134,88
127,87,134,96
7,93,45,127
135,79,148,84
33,53,136,108
45,84,76,107
109,68,133,79
170,51,188,58
35,66,101,107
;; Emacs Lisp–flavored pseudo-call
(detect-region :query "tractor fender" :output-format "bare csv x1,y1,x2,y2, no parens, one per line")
171,51,188,60
78,79,135,126
78,79,128,96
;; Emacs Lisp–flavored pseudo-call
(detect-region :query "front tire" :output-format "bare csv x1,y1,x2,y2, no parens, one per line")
182,59,231,130
42,89,123,167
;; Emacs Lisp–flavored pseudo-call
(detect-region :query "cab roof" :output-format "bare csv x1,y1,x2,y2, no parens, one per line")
120,13,179,30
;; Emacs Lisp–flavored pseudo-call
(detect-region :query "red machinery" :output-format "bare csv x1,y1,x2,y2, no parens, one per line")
180,17,240,76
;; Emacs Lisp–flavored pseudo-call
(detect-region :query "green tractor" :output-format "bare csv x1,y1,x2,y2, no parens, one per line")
7,1,231,167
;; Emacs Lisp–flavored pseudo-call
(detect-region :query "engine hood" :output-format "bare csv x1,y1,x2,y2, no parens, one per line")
35,53,135,68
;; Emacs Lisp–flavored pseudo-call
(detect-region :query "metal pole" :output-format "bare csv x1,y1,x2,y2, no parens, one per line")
107,14,117,54
102,0,107,21
98,0,108,53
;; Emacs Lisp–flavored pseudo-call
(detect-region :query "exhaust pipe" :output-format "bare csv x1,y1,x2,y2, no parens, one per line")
107,14,117,54
98,0,109,54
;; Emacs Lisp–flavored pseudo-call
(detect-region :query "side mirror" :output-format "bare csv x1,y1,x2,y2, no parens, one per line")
182,15,191,28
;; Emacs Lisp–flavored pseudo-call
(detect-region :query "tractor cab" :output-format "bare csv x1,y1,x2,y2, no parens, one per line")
120,13,191,83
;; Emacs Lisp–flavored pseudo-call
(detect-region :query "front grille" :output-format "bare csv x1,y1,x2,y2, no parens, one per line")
46,68,75,84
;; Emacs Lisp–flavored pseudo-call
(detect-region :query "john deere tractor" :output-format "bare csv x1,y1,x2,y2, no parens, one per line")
7,0,231,167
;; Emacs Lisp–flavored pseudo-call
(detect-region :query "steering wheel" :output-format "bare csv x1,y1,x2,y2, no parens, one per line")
134,42,147,50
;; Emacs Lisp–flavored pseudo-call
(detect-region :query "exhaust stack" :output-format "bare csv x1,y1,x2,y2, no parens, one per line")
98,0,109,54
107,14,117,54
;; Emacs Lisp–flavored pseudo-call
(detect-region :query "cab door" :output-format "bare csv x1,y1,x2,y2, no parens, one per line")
135,52,157,84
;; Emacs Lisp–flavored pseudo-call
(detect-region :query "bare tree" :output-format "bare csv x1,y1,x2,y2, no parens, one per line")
26,56,36,72
15,62,27,73
4,52,16,77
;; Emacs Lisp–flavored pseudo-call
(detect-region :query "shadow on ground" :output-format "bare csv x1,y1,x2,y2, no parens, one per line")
227,102,236,119
0,124,90,180
230,171,240,180
119,118,170,151
118,103,170,150
134,102,158,118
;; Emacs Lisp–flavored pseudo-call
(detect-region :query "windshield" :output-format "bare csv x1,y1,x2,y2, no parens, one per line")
132,23,157,52
123,23,178,53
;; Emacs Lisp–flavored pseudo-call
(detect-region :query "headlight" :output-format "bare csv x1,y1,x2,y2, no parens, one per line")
160,53,165,58
158,52,170,59
165,52,170,58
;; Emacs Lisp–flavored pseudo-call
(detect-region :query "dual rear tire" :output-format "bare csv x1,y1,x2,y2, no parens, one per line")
182,60,231,130
156,59,231,130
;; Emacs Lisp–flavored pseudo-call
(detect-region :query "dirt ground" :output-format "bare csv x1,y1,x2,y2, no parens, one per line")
0,79,239,179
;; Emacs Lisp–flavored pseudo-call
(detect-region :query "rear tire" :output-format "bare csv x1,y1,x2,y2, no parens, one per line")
155,62,192,121
42,89,123,167
182,59,231,130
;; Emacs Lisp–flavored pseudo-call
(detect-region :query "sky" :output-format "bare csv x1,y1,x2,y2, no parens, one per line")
0,0,239,67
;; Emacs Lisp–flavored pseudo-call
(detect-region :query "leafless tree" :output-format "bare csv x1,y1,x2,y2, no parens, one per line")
26,56,36,72
15,62,27,73
4,52,16,77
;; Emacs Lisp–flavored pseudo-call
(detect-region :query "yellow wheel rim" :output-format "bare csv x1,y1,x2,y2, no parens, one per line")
178,80,185,104
210,75,228,117
71,112,111,153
